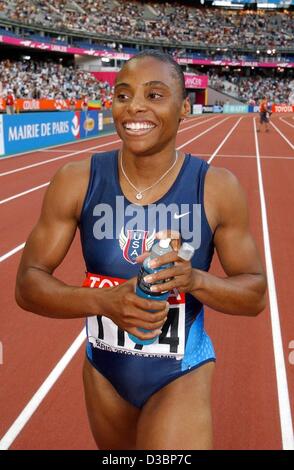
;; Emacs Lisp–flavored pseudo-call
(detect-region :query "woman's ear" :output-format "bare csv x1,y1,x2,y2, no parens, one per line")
180,97,191,120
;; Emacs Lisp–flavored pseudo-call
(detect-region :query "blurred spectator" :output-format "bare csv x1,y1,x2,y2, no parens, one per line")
69,95,77,111
5,88,15,114
81,95,89,112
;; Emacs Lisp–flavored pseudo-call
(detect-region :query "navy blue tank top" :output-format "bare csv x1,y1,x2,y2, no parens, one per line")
80,150,216,391
79,150,214,318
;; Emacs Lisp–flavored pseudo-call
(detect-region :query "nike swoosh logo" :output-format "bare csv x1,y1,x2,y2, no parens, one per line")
174,211,191,220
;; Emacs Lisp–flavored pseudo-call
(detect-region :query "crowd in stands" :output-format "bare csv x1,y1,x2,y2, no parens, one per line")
0,58,113,105
0,0,293,49
208,72,294,104
1,56,293,108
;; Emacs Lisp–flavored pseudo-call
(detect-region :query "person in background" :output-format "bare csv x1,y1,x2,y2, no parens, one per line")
81,95,89,112
257,96,270,132
69,95,77,111
5,89,15,114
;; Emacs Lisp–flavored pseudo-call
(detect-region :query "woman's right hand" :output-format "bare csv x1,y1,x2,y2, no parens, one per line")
98,277,169,341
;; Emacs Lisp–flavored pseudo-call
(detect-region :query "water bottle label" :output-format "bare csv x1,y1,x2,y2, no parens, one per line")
83,272,186,359
137,265,153,296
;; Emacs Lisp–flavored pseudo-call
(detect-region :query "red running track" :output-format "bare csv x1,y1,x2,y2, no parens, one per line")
0,114,293,450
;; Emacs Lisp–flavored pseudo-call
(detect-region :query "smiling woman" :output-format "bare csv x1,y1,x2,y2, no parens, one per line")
112,51,188,163
15,50,266,450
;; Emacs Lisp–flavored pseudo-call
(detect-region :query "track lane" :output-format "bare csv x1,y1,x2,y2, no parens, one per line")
0,132,118,170
254,116,294,446
205,117,283,449
0,235,85,438
10,348,95,450
256,116,293,158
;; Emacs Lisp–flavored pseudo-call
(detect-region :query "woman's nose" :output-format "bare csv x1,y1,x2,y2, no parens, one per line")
128,94,147,113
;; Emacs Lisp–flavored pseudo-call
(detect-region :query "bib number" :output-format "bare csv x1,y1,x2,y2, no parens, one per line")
84,273,186,359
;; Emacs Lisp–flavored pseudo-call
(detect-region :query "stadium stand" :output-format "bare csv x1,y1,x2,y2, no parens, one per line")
0,1,293,104
0,58,113,103
0,1,293,48
208,71,294,103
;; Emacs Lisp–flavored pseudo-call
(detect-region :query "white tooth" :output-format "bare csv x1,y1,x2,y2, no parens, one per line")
125,122,154,131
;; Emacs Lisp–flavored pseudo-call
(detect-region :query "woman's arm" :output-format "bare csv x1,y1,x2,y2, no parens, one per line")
15,160,99,318
15,160,168,339
141,167,267,317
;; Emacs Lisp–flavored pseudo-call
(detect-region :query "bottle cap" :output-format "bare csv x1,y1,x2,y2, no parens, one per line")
158,238,171,249
178,243,195,261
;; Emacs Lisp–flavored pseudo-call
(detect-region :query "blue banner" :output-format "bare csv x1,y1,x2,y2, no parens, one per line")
79,110,104,139
223,104,248,114
3,112,78,156
0,111,106,157
248,105,260,113
213,105,223,113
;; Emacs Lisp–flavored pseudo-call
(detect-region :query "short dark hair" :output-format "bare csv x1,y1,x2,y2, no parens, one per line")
124,49,187,100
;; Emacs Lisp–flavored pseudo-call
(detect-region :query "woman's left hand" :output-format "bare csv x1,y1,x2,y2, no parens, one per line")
136,231,199,294
137,251,197,294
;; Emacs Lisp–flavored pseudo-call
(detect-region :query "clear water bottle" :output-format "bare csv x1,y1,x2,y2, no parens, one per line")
128,238,173,345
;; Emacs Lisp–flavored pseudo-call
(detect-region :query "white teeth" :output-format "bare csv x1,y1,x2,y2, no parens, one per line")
124,122,155,131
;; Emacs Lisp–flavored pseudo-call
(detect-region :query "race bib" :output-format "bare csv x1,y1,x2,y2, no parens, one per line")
83,273,186,359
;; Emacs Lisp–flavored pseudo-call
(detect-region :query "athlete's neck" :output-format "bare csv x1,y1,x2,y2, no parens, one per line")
120,144,179,187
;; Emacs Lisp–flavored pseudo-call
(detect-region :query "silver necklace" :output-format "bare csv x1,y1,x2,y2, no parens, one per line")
120,150,179,200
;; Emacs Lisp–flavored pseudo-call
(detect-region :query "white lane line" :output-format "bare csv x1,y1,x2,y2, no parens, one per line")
0,116,215,177
0,130,118,161
208,117,242,164
0,183,49,205
253,118,294,450
216,154,294,161
279,117,294,129
177,116,231,150
270,121,294,151
0,328,87,450
37,149,89,153
179,115,219,134
0,139,121,177
0,243,25,262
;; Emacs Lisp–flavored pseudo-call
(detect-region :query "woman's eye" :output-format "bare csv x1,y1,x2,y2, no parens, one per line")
116,93,129,100
149,92,163,99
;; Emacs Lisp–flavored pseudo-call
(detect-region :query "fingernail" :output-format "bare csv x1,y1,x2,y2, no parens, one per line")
149,259,157,268
150,286,158,292
144,275,153,282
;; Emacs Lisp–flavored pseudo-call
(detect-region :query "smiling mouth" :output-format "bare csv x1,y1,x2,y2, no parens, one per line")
122,121,156,135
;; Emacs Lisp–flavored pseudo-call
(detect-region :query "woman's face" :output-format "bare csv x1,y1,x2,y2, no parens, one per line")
112,57,190,156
